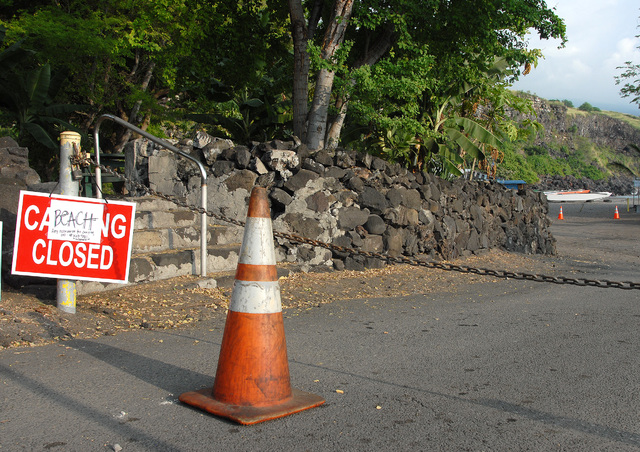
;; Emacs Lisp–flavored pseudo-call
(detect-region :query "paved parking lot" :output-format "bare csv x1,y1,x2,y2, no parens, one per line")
1,200,639,451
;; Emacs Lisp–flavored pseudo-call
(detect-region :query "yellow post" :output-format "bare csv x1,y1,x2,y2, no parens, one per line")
0,221,2,301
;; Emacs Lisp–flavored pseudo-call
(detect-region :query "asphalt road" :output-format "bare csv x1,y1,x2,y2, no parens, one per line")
1,199,640,451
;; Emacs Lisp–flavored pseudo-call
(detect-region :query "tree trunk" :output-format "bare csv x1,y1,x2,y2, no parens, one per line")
325,94,349,150
307,68,336,150
288,0,324,142
324,24,395,149
304,0,354,150
289,0,309,141
114,60,156,152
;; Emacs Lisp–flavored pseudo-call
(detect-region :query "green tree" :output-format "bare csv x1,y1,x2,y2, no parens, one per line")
348,54,538,177
2,0,568,174
0,24,31,72
288,0,566,151
615,20,640,111
1,0,293,149
578,102,598,112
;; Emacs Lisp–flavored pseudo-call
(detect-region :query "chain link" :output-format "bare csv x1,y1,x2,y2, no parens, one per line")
77,155,640,291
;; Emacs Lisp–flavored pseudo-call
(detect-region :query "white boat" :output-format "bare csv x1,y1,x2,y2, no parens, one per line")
544,189,612,202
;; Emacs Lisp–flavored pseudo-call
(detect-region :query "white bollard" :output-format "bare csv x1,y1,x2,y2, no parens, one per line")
57,131,81,313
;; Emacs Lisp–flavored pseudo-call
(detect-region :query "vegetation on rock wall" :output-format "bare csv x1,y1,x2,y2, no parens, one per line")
496,94,640,184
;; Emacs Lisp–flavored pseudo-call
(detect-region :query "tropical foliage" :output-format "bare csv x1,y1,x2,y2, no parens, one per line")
0,63,83,150
0,25,85,178
0,0,568,180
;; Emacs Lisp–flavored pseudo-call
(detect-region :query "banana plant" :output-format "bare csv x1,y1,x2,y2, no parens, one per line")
0,63,84,150
419,57,510,178
420,94,502,178
187,77,292,144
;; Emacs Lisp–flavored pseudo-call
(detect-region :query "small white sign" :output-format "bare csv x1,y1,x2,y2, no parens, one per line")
47,199,104,243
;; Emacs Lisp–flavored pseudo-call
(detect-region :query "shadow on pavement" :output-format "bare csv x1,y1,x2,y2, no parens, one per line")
0,362,185,451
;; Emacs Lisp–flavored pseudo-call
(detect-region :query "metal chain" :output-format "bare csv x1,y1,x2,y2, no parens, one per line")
76,155,640,291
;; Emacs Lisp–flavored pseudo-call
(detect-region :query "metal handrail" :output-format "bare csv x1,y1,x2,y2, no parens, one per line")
93,114,208,276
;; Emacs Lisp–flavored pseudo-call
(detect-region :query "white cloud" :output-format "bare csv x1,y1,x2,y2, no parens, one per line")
608,37,640,65
512,0,640,114
569,59,592,76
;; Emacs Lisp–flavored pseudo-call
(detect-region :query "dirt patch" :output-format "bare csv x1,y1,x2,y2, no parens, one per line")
0,250,549,350
0,277,229,349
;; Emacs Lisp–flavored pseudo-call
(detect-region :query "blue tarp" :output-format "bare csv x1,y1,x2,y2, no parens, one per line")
497,180,526,190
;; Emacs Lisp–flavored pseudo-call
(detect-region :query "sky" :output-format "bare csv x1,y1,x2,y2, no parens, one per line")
510,0,640,116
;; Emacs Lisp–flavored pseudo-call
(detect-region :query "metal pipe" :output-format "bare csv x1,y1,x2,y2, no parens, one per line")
200,183,207,276
93,114,208,276
57,131,81,313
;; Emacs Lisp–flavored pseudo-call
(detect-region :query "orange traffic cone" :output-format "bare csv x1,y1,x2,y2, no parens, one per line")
558,206,564,220
179,186,324,424
614,205,620,219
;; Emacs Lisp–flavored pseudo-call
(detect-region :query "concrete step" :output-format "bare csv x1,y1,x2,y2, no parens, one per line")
133,196,189,213
130,243,241,282
77,243,240,295
134,204,199,230
74,195,246,294
132,223,243,253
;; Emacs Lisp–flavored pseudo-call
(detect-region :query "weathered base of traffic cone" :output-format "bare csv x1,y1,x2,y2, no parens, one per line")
179,387,325,425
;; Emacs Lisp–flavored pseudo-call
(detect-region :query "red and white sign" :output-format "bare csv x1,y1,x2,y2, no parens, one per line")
12,191,136,283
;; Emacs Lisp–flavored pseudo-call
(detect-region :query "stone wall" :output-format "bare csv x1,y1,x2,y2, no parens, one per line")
0,137,58,281
128,134,556,271
0,132,557,284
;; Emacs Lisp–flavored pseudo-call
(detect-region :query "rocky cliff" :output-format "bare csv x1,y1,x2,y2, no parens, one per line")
511,95,640,193
525,96,640,155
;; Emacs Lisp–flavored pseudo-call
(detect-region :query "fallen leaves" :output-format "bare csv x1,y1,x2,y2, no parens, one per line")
1,249,551,350
0,275,230,349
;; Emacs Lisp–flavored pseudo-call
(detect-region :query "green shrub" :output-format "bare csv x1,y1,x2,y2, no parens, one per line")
524,145,547,156
497,144,539,183
0,125,18,140
578,102,600,112
580,164,605,180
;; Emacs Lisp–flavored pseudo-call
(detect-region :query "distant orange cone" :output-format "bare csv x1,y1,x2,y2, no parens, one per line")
558,206,564,220
614,205,620,219
179,186,324,425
